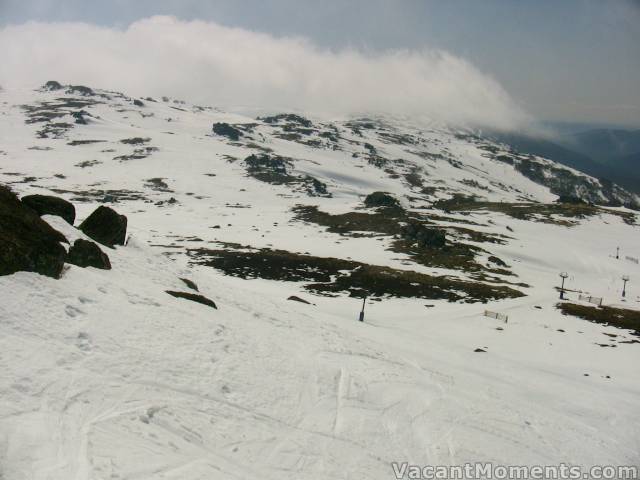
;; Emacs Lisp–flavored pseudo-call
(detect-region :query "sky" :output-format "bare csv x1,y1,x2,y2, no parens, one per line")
1,0,639,129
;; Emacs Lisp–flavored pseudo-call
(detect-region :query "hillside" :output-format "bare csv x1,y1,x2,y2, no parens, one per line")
1,83,639,479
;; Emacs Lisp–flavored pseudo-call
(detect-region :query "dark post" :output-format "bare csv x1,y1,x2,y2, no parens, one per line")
616,246,620,260
358,297,367,322
622,275,630,298
559,272,568,299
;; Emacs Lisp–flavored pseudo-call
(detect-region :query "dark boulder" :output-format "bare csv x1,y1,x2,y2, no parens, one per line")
67,239,111,270
212,123,242,141
401,220,446,249
21,194,76,225
364,191,400,209
166,290,217,309
79,206,127,248
133,99,145,107
0,184,68,278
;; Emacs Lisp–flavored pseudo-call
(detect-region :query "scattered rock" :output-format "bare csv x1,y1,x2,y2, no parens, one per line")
79,205,127,248
166,291,217,309
67,239,111,270
21,194,76,225
179,278,199,291
0,184,68,278
288,295,312,304
474,348,487,353
133,99,144,107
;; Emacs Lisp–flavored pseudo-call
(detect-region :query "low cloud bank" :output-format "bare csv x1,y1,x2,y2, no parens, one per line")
0,16,531,129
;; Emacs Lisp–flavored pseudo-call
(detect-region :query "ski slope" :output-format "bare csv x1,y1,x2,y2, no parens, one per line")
0,85,639,479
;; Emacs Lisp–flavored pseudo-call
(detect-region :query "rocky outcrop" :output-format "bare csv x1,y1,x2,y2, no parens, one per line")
79,206,127,248
400,220,446,249
0,185,68,278
67,239,111,270
43,80,63,91
364,191,400,209
212,123,242,141
21,194,76,225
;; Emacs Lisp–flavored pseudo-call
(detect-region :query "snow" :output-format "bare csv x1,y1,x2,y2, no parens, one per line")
1,86,639,478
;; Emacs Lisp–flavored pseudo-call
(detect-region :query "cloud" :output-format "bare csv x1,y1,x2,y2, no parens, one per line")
0,16,531,129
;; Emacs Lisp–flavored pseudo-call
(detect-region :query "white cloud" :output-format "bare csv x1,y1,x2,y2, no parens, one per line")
0,15,531,129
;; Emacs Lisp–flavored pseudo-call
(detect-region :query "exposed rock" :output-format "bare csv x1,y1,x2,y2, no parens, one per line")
260,114,313,128
66,85,94,96
364,191,400,209
79,206,127,248
474,348,487,353
488,255,507,267
288,295,312,304
120,137,150,145
0,184,67,278
67,239,111,270
72,111,88,125
166,291,217,309
212,123,242,141
179,278,199,291
21,194,76,225
400,220,446,249
133,99,145,107
43,80,63,91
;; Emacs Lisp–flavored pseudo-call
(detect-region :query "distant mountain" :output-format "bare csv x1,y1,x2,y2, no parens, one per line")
567,128,640,161
490,128,640,195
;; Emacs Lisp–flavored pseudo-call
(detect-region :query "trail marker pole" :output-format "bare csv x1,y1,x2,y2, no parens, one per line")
622,275,630,298
559,272,569,300
358,297,367,322
616,246,620,259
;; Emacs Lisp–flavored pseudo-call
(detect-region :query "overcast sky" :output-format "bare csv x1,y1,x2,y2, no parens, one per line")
1,0,639,128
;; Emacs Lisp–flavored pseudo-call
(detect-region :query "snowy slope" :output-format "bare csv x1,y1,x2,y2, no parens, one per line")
1,84,639,479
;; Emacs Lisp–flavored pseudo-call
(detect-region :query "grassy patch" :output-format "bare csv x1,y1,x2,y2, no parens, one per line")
557,302,640,336
188,246,524,302
434,195,636,226
292,205,516,281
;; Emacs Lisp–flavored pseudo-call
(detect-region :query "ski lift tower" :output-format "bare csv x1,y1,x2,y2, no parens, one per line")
622,275,630,298
559,272,569,299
